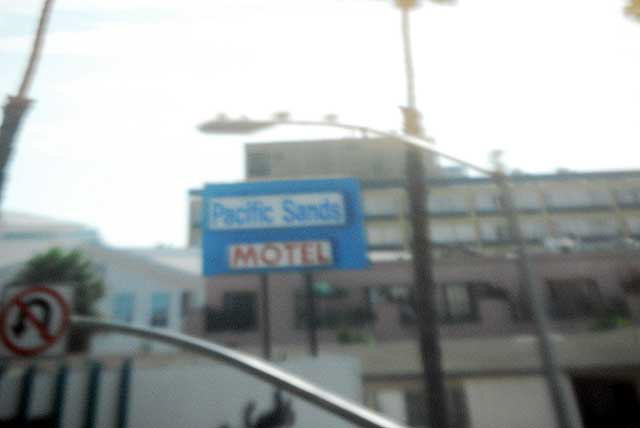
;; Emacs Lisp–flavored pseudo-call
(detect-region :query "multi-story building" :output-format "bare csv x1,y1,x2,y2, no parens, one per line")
245,137,437,181
184,138,640,428
187,249,640,428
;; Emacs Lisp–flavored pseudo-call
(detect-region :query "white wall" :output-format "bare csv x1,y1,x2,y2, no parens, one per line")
376,390,408,425
0,355,364,428
464,375,583,428
91,266,189,356
131,355,363,428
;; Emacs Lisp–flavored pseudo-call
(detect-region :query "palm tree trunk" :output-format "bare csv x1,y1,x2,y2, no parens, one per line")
0,0,55,208
0,97,32,204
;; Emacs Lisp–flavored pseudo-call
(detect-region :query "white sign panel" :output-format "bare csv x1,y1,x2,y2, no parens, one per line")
0,285,72,358
208,192,346,230
228,240,333,270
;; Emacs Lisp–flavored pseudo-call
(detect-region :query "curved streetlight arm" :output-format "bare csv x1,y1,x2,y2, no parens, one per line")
198,118,494,176
72,316,408,428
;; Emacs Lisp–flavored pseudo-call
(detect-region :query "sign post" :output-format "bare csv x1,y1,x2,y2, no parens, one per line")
201,178,368,356
259,274,271,360
0,284,72,358
303,272,319,357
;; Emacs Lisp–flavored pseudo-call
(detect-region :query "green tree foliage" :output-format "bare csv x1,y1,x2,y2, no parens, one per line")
9,247,105,353
10,247,105,316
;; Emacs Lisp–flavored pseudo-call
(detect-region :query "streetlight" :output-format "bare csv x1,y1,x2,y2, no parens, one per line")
198,115,577,428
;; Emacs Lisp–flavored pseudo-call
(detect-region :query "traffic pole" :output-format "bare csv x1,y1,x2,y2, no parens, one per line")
496,172,576,428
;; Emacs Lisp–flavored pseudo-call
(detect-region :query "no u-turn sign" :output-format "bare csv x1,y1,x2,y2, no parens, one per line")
0,285,72,358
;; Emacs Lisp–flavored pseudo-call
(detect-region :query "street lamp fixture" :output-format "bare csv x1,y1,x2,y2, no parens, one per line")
199,115,576,428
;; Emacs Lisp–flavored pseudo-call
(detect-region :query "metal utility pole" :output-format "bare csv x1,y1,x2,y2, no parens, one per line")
0,0,56,208
395,1,450,427
495,170,575,428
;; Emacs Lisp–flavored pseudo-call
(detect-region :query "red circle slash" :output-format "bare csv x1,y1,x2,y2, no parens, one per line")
0,286,70,357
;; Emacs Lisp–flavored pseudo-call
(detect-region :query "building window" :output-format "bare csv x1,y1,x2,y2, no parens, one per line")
543,188,600,209
546,278,604,320
513,189,541,210
588,188,612,206
150,292,171,327
616,187,640,205
479,220,509,242
429,193,467,214
552,217,617,238
367,224,403,246
404,385,469,428
627,216,640,234
431,223,476,244
190,197,202,225
189,228,202,247
522,218,548,240
431,224,452,244
398,283,477,324
181,291,193,318
363,191,402,216
587,217,617,237
247,152,271,177
474,192,501,212
206,291,257,332
552,218,590,237
372,159,385,177
112,292,135,323
443,284,475,321
294,284,375,330
405,390,427,427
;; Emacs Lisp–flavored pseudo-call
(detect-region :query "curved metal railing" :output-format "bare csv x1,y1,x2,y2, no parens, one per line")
73,316,408,428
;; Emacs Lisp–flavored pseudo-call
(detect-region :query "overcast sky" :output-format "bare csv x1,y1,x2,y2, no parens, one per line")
2,0,639,247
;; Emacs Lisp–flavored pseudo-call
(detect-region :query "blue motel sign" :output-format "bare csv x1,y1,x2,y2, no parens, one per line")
201,178,368,276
